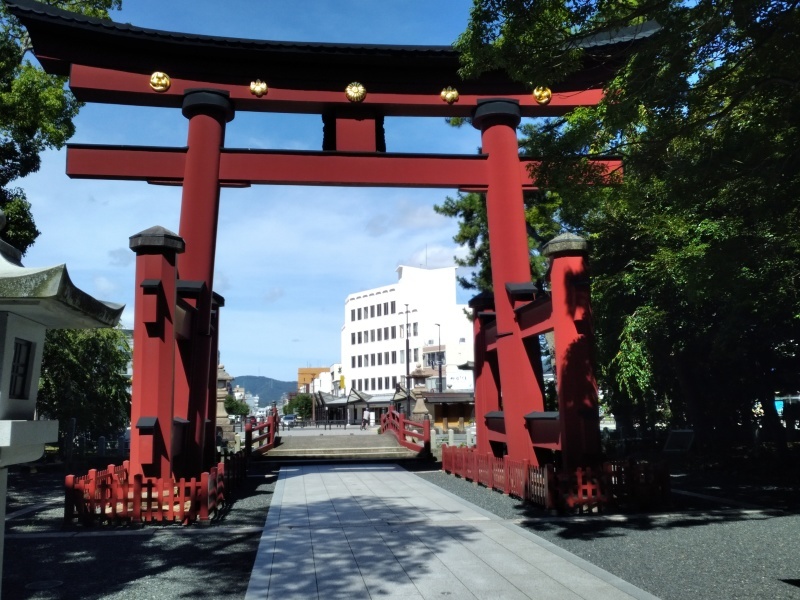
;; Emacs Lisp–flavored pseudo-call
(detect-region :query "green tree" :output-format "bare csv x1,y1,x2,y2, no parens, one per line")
285,393,313,420
449,0,800,445
37,327,131,436
1,1,121,254
224,394,250,416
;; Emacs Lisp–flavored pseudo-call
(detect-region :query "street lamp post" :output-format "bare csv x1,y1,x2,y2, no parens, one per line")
405,303,411,416
435,323,443,393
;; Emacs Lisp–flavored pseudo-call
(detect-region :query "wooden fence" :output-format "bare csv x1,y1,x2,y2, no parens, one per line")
64,451,248,525
441,445,670,512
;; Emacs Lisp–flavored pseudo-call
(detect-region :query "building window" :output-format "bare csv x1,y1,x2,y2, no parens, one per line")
384,376,390,389
351,332,356,345
358,307,362,320
377,329,382,341
357,379,362,390
377,353,383,365
414,348,419,362
391,326,396,339
378,378,383,390
400,350,405,364
9,338,32,399
370,330,375,342
351,309,355,321
365,379,370,391
400,325,404,338
371,353,376,366
364,354,369,366
377,304,382,317
384,351,389,364
351,356,356,368
392,376,398,388
358,355,362,367
371,378,376,389
384,302,389,315
357,332,362,344
390,301,395,313
370,305,375,318
459,337,466,343
413,322,418,336
391,351,397,364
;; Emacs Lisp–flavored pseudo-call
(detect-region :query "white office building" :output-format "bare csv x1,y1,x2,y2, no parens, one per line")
341,266,474,396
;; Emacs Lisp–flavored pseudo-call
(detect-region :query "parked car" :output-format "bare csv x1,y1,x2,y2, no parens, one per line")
281,414,297,428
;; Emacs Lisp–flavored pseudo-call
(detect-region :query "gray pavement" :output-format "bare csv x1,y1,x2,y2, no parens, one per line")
244,463,659,600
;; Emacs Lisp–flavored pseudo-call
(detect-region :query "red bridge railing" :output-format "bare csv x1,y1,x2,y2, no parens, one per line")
245,411,279,455
442,445,670,512
380,407,430,453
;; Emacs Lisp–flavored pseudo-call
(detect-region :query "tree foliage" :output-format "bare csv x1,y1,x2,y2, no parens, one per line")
224,394,250,416
37,327,131,436
450,0,800,443
0,0,121,254
285,393,313,420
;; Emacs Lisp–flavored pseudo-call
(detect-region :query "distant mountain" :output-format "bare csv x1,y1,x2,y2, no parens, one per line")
233,375,297,404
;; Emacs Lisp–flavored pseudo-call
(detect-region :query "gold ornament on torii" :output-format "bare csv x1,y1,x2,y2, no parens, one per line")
149,71,171,92
250,79,268,97
533,86,552,105
345,82,367,102
440,86,459,104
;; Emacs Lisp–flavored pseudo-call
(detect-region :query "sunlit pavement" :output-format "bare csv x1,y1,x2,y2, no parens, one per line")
245,463,660,600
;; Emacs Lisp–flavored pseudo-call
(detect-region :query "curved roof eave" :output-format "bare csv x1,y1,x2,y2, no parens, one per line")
0,244,124,329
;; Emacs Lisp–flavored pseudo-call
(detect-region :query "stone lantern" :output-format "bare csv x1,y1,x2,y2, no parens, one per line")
0,214,123,582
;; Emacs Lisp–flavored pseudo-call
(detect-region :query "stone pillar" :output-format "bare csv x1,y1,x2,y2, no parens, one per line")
473,99,544,464
543,233,601,469
176,89,234,477
129,226,185,479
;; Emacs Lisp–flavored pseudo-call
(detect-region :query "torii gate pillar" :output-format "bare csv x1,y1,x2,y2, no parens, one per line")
129,227,185,479
174,89,235,475
473,99,545,465
543,235,601,470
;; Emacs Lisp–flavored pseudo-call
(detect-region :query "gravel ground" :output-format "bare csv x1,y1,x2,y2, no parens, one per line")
4,459,800,600
3,463,278,600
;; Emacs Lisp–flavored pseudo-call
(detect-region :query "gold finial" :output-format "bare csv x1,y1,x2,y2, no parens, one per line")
149,72,171,93
345,82,367,103
250,79,268,97
440,86,459,104
533,86,552,105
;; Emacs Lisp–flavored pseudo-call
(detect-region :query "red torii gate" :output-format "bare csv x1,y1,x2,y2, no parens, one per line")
10,0,648,479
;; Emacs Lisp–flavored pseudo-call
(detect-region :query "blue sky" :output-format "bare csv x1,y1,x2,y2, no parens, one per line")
20,0,480,382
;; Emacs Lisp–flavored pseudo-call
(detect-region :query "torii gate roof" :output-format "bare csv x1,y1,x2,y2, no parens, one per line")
7,0,658,117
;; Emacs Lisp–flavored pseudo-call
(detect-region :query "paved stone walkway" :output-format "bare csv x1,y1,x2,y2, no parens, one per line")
244,464,660,600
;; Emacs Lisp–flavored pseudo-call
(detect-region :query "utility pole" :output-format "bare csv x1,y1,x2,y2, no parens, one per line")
435,323,443,393
405,303,411,415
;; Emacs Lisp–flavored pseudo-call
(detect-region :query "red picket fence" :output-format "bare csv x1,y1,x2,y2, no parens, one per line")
441,445,669,512
380,408,431,453
64,451,248,525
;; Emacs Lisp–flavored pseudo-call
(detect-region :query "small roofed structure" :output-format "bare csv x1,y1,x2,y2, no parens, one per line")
0,212,123,586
